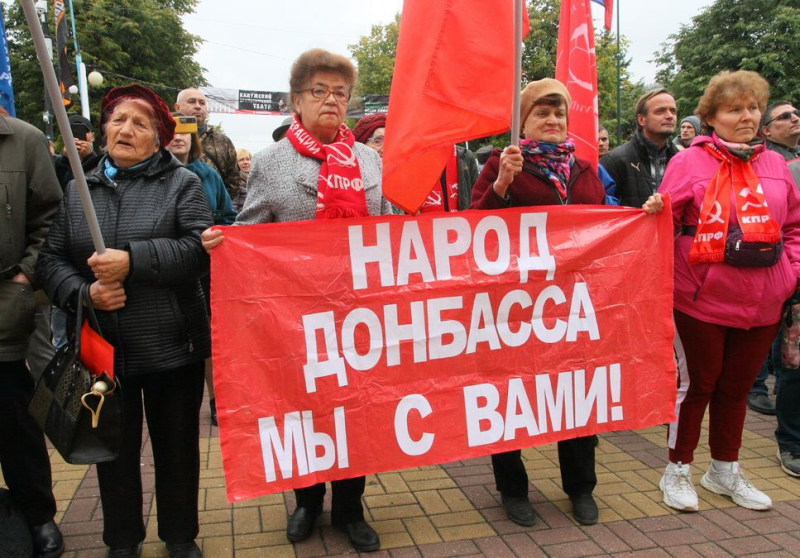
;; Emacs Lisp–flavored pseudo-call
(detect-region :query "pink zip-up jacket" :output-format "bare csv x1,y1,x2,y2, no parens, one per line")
658,135,800,329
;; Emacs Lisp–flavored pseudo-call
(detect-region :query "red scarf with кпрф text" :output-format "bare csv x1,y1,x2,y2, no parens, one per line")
689,137,780,264
287,116,369,220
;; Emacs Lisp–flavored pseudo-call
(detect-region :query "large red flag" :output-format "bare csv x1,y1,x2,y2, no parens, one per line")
556,0,599,168
381,0,529,214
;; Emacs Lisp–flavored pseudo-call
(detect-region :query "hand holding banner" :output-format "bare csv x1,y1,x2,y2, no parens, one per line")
211,205,675,502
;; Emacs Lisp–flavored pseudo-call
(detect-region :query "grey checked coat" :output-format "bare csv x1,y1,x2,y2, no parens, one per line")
237,138,392,224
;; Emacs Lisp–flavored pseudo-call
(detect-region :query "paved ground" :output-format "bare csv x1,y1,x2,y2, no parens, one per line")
7,391,800,557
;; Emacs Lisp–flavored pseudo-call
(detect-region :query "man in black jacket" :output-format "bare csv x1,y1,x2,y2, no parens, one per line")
601,88,679,207
760,100,800,161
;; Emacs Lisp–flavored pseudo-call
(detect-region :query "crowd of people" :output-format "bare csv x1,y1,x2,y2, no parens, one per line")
1,45,799,558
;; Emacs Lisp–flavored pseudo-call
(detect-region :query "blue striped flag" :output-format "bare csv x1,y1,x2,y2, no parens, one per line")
0,4,15,116
591,0,613,30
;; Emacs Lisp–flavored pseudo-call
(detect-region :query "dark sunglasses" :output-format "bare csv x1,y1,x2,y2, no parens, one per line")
764,109,800,127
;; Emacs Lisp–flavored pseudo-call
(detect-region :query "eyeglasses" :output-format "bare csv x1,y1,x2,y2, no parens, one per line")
764,109,800,127
367,135,384,147
302,86,350,103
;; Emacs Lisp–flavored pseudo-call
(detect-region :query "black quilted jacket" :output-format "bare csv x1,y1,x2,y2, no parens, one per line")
36,149,213,376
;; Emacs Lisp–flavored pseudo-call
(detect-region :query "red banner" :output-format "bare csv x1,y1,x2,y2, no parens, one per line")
556,0,599,168
211,206,676,502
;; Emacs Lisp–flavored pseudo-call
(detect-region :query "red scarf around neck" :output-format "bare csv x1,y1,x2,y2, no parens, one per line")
286,116,369,220
688,140,780,264
419,146,459,213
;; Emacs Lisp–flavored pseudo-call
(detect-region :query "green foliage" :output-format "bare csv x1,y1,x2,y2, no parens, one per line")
4,0,206,134
521,0,560,82
655,0,800,118
348,13,400,97
347,0,645,148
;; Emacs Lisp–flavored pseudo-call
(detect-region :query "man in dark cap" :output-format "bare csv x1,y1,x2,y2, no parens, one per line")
53,114,101,190
272,116,293,143
673,115,700,151
476,145,493,173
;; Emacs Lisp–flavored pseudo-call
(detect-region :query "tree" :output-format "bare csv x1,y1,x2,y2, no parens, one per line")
4,0,206,133
348,0,644,148
348,12,399,96
655,0,800,118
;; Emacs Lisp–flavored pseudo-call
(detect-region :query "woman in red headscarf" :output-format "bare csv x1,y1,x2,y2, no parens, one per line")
37,84,212,558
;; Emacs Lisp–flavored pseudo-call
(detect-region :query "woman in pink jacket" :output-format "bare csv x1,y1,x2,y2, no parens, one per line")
657,70,800,512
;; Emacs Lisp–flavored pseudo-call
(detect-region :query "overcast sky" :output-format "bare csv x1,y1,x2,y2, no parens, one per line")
183,0,716,153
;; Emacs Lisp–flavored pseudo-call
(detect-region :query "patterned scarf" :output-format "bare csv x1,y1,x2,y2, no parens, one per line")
688,133,780,264
519,138,575,200
286,116,368,220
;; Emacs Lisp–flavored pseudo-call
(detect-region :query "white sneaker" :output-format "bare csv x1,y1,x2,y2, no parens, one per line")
659,462,699,511
700,462,772,510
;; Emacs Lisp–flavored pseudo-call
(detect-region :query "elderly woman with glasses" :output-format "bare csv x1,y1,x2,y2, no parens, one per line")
353,113,386,157
201,48,391,553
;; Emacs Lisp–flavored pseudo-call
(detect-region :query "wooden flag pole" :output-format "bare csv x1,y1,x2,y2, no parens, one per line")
18,0,105,254
510,0,523,147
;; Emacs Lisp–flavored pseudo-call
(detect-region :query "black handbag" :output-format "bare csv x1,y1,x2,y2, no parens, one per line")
28,284,123,464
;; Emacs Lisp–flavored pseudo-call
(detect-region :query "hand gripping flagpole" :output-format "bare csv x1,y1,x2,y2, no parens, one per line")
510,0,523,147
19,0,105,254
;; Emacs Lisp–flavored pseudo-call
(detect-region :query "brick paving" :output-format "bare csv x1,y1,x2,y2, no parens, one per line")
5,394,800,557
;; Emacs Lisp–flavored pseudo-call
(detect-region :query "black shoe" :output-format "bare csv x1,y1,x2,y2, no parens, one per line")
501,495,537,526
210,398,218,426
166,541,202,558
107,545,141,558
569,493,599,525
339,520,380,552
31,520,64,558
286,506,321,542
747,393,776,415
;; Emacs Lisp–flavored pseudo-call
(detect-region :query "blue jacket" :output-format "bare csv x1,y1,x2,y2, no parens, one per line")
598,163,619,205
186,159,237,225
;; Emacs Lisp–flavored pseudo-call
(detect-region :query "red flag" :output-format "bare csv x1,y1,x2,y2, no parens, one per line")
556,0,599,168
382,0,529,214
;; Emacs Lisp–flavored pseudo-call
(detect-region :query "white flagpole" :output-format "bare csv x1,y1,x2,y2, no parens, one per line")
19,0,105,254
510,0,523,146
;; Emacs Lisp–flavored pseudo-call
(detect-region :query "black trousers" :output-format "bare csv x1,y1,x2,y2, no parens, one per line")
97,362,204,548
0,360,57,525
294,476,366,526
491,435,598,498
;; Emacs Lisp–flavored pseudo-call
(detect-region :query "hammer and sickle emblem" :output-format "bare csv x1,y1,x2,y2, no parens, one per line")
739,186,767,212
423,189,442,207
704,201,725,225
